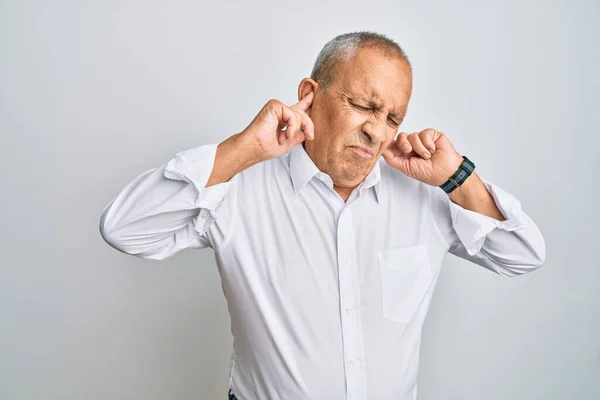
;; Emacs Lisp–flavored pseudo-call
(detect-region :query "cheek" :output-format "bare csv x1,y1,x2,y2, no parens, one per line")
335,109,368,143
336,105,363,125
385,132,397,144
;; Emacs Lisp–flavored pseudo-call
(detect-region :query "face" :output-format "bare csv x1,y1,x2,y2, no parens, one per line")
300,46,413,191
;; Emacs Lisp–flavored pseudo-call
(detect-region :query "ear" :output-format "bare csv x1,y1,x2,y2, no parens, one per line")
298,78,319,115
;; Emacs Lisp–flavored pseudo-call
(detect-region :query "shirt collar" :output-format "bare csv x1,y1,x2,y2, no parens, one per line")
289,143,381,203
362,158,382,203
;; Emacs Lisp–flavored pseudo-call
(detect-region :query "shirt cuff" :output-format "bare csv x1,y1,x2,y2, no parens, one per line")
448,178,525,256
163,143,231,220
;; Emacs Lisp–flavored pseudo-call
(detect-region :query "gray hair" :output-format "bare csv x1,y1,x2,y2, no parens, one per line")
310,31,411,90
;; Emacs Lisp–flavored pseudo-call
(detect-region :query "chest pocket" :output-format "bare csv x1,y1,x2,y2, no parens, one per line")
378,243,434,324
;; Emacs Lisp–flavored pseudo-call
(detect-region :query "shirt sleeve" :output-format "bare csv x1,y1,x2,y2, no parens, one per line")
427,177,546,276
99,143,235,260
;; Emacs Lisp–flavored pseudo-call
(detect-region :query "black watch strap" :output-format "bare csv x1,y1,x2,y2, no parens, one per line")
439,156,475,194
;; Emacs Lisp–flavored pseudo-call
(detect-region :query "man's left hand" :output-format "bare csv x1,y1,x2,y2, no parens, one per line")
382,128,464,187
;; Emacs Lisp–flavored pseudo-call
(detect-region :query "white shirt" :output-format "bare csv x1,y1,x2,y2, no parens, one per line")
100,142,545,400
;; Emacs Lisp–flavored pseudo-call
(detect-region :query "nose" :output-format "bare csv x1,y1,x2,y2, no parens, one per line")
361,119,387,145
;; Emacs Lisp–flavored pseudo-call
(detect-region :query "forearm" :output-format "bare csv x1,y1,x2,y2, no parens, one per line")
100,164,206,258
447,171,506,221
207,132,263,187
101,136,252,257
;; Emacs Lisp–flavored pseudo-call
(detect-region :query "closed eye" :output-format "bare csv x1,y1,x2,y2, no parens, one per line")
351,100,402,127
388,118,400,127
352,103,371,111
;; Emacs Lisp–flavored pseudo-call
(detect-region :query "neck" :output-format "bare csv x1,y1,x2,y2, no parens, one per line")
334,185,353,202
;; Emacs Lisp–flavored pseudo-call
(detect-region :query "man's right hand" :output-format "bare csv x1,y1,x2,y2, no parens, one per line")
241,92,315,162
207,93,315,187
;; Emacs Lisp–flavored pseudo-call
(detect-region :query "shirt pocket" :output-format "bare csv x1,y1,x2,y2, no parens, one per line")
377,243,434,324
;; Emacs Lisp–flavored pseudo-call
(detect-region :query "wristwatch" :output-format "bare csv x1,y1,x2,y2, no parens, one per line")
439,156,475,194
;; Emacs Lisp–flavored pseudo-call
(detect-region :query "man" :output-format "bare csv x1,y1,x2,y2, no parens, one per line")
100,31,545,400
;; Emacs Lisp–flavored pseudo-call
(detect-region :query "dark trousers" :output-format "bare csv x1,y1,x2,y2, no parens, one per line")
228,388,238,400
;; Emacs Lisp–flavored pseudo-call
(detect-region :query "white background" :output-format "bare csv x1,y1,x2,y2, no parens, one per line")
1,0,598,399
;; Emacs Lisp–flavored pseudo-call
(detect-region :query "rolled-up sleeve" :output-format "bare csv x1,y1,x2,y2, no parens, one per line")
428,178,546,276
99,143,234,260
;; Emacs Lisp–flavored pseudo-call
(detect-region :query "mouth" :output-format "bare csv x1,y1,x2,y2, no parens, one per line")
348,145,374,159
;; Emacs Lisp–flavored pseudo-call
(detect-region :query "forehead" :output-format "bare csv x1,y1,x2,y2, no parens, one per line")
337,47,412,108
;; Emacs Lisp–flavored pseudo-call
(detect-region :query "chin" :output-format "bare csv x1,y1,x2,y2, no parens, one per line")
336,163,364,180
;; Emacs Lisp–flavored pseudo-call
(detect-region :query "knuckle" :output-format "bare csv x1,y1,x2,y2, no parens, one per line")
266,98,280,108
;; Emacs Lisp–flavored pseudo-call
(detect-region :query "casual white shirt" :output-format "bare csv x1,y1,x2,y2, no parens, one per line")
99,142,545,400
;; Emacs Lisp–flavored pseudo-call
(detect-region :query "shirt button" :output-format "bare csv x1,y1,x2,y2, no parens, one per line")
350,358,357,365
200,210,209,218
343,257,348,263
346,307,353,313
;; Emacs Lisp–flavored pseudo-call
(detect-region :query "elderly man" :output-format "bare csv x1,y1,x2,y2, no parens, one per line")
100,31,545,400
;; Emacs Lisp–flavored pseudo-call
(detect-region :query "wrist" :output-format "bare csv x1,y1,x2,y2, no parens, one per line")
447,170,477,203
439,155,476,194
208,133,261,186
236,129,269,165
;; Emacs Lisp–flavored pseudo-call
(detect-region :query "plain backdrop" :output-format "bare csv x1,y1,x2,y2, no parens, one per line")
1,0,598,399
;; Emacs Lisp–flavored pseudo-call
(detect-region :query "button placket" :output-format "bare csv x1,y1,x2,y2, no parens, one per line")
336,206,366,400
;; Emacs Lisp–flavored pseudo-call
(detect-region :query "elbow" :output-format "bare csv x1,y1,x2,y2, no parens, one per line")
501,244,546,278
100,223,120,252
99,204,136,258
512,257,545,277
99,223,164,260
533,243,546,269
497,261,543,278
523,231,547,273
99,211,129,255
99,210,170,261
521,220,547,274
502,226,547,277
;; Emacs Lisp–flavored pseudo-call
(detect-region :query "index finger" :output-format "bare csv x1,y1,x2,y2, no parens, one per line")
293,91,314,112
